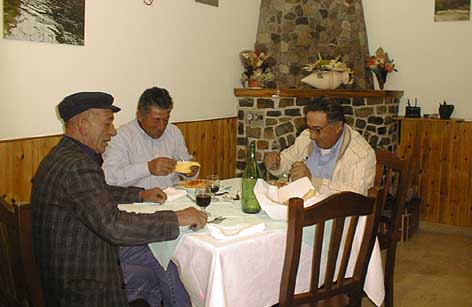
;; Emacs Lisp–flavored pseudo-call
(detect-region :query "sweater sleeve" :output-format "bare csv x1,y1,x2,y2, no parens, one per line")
270,130,312,177
67,159,180,245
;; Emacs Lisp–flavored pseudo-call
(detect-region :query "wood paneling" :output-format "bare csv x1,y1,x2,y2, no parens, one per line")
0,118,237,202
175,118,237,180
396,117,472,226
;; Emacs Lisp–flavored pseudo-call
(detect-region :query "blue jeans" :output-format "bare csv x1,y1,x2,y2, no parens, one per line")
120,246,191,307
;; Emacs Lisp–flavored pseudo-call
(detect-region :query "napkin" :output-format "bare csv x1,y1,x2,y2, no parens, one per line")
254,177,332,220
163,187,187,202
207,223,266,240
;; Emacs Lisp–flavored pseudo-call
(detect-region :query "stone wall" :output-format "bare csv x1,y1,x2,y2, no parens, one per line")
256,0,373,89
236,95,400,175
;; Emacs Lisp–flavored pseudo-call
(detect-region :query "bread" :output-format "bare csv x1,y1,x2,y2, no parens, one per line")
281,189,317,206
302,189,316,200
175,161,200,174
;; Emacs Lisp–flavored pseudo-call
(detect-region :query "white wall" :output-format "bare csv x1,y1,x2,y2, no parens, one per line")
2,0,471,140
364,0,472,120
0,0,261,140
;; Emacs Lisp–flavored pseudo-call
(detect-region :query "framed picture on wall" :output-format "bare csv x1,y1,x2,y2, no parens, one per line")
434,0,470,22
196,0,219,7
3,0,85,45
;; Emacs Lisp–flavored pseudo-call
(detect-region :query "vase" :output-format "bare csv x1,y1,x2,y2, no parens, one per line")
300,71,350,89
372,68,388,90
439,103,454,120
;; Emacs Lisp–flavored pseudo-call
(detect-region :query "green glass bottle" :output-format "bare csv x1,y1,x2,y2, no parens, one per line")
242,142,263,214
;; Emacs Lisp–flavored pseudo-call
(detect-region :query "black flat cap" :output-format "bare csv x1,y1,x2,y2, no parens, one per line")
58,92,121,122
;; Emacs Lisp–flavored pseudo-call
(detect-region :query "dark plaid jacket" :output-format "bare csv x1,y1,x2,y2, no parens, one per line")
32,137,180,307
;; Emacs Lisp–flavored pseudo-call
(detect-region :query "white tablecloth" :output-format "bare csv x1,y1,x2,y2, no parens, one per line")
119,178,385,307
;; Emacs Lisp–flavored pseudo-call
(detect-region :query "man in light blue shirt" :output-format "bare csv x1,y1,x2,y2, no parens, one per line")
264,97,375,195
103,87,198,307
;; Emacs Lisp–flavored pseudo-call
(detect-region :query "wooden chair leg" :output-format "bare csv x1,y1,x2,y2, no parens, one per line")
384,243,397,307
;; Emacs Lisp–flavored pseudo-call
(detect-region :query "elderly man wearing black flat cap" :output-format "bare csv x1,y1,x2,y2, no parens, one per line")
31,92,207,307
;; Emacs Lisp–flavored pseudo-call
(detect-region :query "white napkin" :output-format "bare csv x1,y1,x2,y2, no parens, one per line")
254,177,332,220
164,187,187,202
207,223,266,240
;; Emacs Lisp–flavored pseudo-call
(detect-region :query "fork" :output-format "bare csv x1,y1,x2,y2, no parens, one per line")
189,216,226,231
208,216,226,224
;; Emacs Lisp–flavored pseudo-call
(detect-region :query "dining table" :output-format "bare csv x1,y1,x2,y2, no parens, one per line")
118,178,385,307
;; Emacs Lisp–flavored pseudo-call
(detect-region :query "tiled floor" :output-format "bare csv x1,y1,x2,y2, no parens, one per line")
363,223,472,306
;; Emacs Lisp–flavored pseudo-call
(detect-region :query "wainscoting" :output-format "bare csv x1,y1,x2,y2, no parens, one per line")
396,117,472,226
0,117,237,203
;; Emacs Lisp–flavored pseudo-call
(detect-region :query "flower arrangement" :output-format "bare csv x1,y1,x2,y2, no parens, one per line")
240,45,276,88
366,47,398,89
303,54,353,75
301,54,353,89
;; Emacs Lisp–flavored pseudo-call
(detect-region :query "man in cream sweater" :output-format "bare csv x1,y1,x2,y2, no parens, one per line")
264,97,375,195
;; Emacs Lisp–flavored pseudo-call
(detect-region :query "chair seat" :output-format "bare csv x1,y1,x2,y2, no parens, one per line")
298,294,349,307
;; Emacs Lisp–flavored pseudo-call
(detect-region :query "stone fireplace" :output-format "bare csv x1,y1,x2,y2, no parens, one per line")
256,0,373,89
234,88,403,175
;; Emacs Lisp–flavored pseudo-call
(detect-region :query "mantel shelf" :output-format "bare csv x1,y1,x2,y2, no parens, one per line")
234,88,404,99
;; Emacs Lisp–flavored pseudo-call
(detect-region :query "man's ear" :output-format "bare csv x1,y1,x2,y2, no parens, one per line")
136,110,143,122
334,122,344,134
77,115,89,136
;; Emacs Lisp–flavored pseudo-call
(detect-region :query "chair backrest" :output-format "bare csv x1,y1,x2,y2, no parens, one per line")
0,197,44,307
279,189,381,307
374,148,410,244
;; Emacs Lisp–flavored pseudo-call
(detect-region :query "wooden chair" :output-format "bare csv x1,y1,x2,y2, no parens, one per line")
0,197,45,307
279,189,381,307
374,149,411,307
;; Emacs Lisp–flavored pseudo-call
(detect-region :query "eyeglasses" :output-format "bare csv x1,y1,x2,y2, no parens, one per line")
308,122,333,135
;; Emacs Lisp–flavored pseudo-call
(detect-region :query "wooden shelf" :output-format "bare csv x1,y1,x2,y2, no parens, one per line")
393,116,468,123
234,88,404,98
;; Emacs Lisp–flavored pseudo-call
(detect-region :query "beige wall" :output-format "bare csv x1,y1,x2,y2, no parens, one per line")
0,0,261,140
364,0,472,120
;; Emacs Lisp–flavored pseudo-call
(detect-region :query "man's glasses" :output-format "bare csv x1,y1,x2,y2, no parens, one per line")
308,122,333,135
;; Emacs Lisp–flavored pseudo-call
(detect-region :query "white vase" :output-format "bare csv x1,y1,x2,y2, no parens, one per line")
301,71,350,89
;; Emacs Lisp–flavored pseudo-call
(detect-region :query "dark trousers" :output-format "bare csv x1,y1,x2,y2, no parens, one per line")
120,246,191,307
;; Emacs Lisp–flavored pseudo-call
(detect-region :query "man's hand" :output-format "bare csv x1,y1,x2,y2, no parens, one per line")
264,152,281,171
175,207,208,230
148,157,177,176
184,165,199,177
140,187,167,203
290,161,312,182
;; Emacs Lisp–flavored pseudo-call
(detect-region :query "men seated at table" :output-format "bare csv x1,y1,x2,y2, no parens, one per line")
32,92,207,307
264,96,375,195
102,87,198,307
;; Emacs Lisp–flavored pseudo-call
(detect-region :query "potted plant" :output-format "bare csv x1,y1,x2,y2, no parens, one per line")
240,45,276,88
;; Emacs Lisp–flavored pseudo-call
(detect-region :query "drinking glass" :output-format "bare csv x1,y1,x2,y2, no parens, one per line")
207,175,220,197
195,187,211,215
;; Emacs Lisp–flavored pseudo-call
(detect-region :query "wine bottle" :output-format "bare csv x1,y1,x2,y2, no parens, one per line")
242,142,263,213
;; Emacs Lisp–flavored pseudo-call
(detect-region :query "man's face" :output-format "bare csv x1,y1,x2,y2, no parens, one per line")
137,106,171,139
306,111,344,149
83,109,117,154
